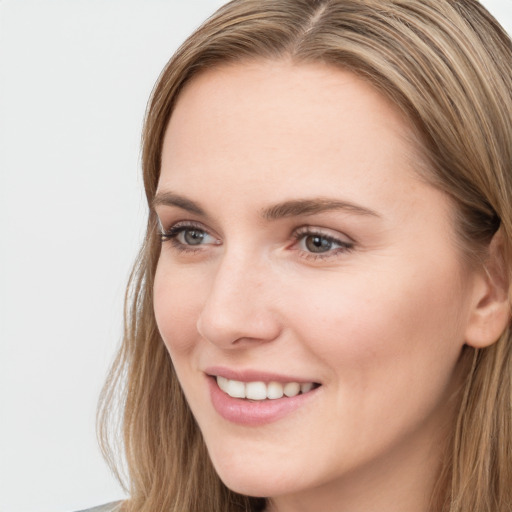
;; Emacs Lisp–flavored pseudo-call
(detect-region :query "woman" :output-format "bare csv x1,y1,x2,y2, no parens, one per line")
95,0,512,511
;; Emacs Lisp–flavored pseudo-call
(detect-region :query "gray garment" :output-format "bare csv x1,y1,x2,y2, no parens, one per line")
75,501,123,512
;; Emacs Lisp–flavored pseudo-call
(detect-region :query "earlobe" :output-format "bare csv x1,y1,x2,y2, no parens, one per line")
465,230,511,349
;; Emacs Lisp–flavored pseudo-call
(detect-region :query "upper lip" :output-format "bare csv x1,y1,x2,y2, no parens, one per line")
204,365,320,384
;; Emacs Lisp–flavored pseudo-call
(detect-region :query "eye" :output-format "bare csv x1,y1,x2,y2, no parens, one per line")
177,228,208,245
303,234,337,253
159,221,219,250
294,228,354,259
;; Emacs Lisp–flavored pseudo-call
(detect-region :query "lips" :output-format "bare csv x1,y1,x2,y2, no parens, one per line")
205,367,321,425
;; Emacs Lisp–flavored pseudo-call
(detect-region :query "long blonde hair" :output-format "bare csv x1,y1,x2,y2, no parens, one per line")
98,1,512,510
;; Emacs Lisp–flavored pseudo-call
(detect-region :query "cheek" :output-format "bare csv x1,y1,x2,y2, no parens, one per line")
286,264,468,394
279,266,469,456
153,262,202,356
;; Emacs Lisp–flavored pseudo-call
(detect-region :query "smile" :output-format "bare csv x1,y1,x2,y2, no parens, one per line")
216,376,316,400
206,368,322,425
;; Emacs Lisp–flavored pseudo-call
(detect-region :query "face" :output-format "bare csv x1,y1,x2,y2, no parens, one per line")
153,60,479,510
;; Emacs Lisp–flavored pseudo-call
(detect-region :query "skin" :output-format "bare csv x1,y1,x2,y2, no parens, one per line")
152,60,493,512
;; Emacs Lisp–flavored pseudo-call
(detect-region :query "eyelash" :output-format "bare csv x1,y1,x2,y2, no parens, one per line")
159,222,354,261
159,221,215,254
292,227,355,261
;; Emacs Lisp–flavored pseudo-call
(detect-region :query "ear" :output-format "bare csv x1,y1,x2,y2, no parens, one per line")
465,229,511,348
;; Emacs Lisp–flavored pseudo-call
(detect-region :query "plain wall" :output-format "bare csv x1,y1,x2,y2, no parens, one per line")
0,1,510,511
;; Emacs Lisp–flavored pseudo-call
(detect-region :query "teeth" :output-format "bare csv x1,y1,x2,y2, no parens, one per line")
226,378,245,398
300,382,314,394
284,382,301,397
217,376,229,393
267,381,284,399
216,376,316,400
246,381,267,400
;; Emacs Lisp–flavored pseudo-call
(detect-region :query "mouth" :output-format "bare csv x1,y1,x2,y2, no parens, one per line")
206,370,322,425
212,375,321,401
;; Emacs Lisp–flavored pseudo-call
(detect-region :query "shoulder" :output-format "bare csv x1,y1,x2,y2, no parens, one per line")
75,501,123,512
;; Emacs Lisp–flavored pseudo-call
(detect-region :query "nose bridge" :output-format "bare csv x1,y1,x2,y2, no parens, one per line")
197,247,280,347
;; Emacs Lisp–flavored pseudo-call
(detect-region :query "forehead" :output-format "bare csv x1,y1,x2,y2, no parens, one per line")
159,59,425,211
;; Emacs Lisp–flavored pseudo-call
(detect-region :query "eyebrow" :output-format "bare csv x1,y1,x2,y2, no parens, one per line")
261,198,380,220
152,191,206,216
152,191,380,220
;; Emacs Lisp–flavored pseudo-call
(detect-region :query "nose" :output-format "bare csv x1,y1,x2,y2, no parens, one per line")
196,251,282,349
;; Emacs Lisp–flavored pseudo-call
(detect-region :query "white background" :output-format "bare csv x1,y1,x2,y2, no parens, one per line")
0,1,510,511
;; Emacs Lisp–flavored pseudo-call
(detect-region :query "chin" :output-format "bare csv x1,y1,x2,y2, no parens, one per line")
207,447,301,498
216,470,292,498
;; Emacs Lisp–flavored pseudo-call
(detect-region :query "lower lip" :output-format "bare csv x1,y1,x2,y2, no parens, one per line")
208,376,319,426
